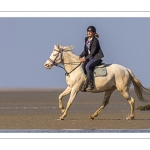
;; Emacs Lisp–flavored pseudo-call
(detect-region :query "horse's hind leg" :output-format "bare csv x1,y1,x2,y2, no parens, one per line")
120,87,135,120
58,86,71,113
89,89,115,120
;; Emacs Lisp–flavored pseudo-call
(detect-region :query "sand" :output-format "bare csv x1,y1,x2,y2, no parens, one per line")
0,89,150,130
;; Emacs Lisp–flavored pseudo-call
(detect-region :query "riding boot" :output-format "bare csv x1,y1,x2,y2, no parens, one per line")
83,77,89,91
86,70,94,90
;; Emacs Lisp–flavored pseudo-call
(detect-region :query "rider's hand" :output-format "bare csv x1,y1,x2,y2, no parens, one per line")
79,58,85,62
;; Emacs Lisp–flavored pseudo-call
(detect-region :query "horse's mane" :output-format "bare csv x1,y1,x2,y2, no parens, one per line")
54,44,74,51
54,45,79,60
61,45,75,51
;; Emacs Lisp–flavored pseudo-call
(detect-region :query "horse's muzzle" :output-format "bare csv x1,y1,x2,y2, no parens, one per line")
44,63,51,69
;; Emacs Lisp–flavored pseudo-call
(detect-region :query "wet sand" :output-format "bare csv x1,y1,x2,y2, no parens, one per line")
0,89,150,130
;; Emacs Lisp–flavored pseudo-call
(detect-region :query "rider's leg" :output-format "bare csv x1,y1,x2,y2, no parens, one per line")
85,59,95,90
85,59,102,90
82,61,88,75
86,69,94,90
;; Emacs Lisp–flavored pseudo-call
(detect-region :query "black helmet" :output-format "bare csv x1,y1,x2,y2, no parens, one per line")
87,26,96,32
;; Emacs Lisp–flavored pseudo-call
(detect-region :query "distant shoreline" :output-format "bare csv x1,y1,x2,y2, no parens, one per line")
0,87,149,92
0,88,65,92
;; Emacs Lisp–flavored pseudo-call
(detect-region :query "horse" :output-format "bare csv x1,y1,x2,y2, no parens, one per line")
44,44,150,120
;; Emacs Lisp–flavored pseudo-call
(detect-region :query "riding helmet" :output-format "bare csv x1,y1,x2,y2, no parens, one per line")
87,26,96,32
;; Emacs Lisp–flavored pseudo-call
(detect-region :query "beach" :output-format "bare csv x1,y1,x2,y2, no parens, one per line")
0,89,150,131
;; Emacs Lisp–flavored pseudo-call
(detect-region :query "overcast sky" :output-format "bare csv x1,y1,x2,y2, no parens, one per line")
0,17,150,89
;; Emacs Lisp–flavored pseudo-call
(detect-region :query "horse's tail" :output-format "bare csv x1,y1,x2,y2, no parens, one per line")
127,68,150,102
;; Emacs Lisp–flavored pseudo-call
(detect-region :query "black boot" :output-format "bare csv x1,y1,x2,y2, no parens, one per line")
86,70,94,90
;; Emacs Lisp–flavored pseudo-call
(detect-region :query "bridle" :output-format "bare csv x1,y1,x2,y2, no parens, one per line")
48,49,63,66
47,48,81,76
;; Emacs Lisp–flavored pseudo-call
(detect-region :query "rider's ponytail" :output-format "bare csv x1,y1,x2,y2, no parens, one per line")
95,33,99,38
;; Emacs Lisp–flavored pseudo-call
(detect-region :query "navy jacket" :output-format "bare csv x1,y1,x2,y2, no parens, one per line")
79,37,104,61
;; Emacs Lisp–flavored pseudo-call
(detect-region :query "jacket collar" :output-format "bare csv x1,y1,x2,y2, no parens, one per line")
86,36,95,42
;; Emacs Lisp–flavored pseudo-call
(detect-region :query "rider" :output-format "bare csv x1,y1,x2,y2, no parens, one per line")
79,26,104,90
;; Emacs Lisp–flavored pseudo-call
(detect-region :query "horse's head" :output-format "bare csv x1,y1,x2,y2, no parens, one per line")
44,45,63,69
44,44,75,69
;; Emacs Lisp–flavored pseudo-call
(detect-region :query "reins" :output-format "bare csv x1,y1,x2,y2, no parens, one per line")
56,62,81,76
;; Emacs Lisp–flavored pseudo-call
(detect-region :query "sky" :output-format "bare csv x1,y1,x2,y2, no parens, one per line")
0,17,150,89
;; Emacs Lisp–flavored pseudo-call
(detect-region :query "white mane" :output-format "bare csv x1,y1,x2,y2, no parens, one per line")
54,45,75,51
54,44,78,60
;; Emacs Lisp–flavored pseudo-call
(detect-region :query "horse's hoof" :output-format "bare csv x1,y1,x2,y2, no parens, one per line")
89,115,94,120
126,116,134,120
58,117,64,120
57,118,64,120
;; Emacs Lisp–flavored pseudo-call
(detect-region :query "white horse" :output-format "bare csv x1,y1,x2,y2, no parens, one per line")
44,45,150,120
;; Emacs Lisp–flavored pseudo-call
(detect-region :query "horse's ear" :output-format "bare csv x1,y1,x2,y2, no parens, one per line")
57,44,60,49
54,44,57,49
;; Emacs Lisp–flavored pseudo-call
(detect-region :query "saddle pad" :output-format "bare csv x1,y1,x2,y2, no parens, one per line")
80,65,107,78
94,66,107,77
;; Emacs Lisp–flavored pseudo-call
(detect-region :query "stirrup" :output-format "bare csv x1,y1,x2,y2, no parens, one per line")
86,86,93,90
86,84,94,90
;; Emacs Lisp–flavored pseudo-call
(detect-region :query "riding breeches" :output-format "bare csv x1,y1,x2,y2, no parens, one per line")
85,59,102,72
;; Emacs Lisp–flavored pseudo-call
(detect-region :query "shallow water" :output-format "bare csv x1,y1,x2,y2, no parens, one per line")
0,129,150,133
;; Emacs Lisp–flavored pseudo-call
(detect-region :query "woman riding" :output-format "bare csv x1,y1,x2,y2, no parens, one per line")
79,26,104,90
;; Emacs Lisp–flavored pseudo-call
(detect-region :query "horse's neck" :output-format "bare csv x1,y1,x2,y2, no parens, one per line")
63,52,80,73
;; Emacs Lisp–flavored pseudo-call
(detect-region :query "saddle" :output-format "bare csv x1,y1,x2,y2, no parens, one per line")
81,63,107,77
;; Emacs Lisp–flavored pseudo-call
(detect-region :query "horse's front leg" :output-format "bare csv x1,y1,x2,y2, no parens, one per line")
58,86,71,114
59,88,78,120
